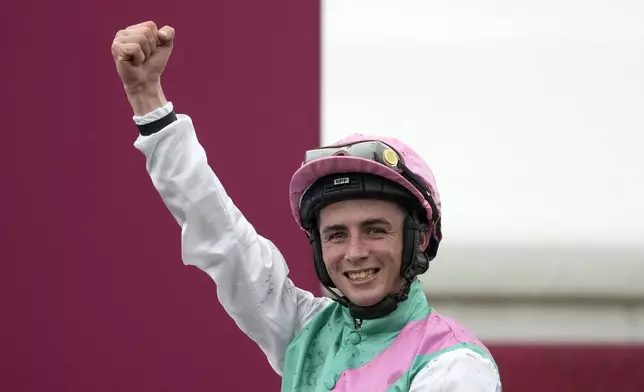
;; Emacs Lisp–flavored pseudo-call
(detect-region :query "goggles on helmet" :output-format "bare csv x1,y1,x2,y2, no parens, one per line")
301,140,440,228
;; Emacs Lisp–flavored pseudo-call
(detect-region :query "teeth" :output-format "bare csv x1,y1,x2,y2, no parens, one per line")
347,269,377,281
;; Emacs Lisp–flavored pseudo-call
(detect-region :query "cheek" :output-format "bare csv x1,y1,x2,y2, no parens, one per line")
374,240,403,269
321,245,343,272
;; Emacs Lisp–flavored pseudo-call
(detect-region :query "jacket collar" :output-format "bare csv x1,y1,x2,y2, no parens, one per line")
340,279,431,334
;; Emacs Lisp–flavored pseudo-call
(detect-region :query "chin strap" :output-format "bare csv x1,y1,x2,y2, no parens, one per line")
324,277,414,326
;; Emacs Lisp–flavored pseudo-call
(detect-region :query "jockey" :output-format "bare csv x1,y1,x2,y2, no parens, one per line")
113,21,502,391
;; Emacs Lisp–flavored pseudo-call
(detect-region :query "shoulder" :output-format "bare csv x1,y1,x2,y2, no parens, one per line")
410,347,501,391
415,310,489,354
406,310,500,390
422,310,479,340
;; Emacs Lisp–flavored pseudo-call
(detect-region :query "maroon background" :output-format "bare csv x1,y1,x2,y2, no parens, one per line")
490,344,644,392
3,1,644,391
1,1,321,391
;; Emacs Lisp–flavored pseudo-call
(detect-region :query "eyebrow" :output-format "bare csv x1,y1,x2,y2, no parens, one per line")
361,218,392,228
320,218,392,235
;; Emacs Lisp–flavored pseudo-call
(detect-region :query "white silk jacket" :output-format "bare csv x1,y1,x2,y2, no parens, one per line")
131,102,502,391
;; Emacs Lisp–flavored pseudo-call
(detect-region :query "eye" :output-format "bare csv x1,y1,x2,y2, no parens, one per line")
367,227,386,235
327,232,346,241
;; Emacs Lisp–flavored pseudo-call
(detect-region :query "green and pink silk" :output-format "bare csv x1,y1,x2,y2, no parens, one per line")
133,102,502,391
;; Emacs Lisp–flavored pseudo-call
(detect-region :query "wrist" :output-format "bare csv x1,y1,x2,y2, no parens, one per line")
125,83,168,116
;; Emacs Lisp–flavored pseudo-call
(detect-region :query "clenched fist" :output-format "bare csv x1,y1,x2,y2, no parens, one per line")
111,21,175,115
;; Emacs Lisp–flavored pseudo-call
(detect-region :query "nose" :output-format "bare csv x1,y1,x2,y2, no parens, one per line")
344,235,369,264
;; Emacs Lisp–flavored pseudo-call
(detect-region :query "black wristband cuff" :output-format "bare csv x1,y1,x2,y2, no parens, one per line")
137,110,178,136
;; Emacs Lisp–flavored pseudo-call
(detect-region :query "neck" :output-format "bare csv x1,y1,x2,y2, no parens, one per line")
339,279,430,333
327,277,416,321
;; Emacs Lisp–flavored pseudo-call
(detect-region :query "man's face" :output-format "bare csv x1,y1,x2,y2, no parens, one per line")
318,198,409,307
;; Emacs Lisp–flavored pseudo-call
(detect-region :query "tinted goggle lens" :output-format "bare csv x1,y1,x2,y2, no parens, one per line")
303,141,402,170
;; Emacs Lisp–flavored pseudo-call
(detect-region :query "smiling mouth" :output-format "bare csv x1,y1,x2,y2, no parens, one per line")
344,268,380,281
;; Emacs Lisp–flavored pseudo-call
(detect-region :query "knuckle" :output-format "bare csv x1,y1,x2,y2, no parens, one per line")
134,34,148,46
111,42,127,53
134,20,157,31
113,35,133,45
142,27,153,39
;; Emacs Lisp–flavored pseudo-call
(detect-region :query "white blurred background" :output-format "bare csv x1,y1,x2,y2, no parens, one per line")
322,0,644,344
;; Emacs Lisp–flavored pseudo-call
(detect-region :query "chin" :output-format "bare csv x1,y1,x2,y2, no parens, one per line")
348,294,384,307
341,285,388,307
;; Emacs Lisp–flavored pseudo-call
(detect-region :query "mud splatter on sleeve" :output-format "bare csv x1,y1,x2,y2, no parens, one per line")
409,348,501,391
134,115,332,376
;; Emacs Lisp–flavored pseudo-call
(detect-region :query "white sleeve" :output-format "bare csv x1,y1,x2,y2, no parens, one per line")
132,107,332,376
132,101,175,124
409,348,502,392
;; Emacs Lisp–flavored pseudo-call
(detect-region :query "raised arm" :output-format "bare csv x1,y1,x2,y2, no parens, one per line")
111,21,331,375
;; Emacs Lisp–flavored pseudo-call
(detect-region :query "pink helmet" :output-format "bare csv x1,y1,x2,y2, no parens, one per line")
289,133,443,264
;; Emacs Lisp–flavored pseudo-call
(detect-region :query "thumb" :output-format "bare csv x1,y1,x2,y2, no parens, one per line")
158,26,175,48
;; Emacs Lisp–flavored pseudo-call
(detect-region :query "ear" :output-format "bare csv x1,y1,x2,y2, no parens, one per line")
418,228,430,253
